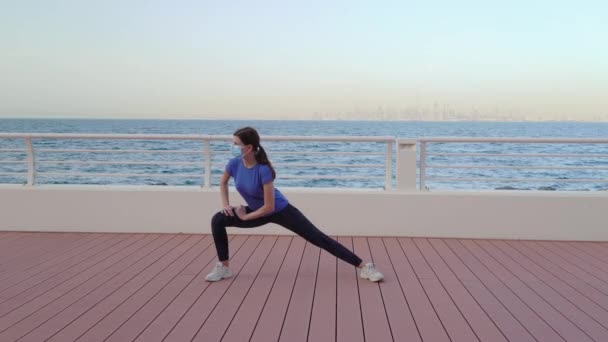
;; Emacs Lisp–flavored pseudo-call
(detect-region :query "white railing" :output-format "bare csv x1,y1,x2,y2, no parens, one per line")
0,133,395,189
3,134,607,192
419,137,608,191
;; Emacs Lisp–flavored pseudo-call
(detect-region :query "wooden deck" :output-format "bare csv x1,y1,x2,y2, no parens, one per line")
1,232,608,341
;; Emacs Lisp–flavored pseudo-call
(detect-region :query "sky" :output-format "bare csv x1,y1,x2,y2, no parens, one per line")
1,0,607,121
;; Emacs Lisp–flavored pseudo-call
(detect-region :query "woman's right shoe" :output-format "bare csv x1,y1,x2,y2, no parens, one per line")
205,262,233,282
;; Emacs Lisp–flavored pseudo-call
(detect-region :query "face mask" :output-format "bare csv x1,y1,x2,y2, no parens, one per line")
232,144,244,157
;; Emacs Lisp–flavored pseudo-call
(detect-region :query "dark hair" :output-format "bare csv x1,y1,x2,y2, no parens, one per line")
233,126,276,179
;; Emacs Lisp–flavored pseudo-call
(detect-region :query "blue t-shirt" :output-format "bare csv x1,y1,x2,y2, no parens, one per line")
226,157,289,214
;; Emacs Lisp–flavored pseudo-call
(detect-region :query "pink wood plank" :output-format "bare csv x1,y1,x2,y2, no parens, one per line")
0,233,95,259
191,236,279,342
44,235,205,342
221,236,293,342
367,237,422,342
103,235,236,342
593,242,608,253
0,234,44,274
0,233,45,258
4,234,113,269
430,239,536,342
526,241,608,294
483,240,608,340
132,235,248,342
0,233,22,253
383,237,449,342
445,239,565,342
353,237,393,342
516,240,608,303
0,234,99,278
0,232,20,241
461,240,593,342
562,241,608,271
0,234,53,273
591,241,608,251
566,241,608,260
540,242,608,284
0,234,144,311
74,235,215,341
192,236,286,342
5,232,608,342
0,232,50,249
0,233,72,259
0,233,114,286
498,240,608,323
0,235,171,341
307,236,337,342
400,238,478,342
158,236,264,342
248,238,306,342
576,242,608,257
0,236,126,300
0,234,30,249
0,234,155,327
335,236,364,342
0,234,107,283
0,233,90,276
278,240,320,342
0,235,172,342
416,238,508,342
15,234,189,342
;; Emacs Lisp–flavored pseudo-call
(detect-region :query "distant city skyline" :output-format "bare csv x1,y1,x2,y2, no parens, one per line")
4,108,606,122
1,1,606,121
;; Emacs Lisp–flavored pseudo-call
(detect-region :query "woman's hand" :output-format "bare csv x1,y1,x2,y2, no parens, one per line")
221,205,235,216
235,205,247,220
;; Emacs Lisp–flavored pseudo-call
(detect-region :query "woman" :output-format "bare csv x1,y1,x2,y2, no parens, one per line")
206,127,384,282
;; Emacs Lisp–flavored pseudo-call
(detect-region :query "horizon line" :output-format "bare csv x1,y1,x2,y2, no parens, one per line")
1,116,607,123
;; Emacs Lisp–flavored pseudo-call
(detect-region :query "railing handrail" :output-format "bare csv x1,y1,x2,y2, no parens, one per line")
0,133,395,189
3,133,607,191
419,137,608,143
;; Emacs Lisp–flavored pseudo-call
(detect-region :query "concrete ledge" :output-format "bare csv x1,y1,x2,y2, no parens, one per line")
1,185,607,241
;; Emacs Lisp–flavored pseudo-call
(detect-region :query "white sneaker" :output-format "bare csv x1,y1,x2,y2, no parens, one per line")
360,263,384,282
205,262,233,282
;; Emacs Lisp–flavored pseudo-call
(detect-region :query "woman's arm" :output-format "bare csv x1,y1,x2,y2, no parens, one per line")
219,171,234,216
238,182,275,220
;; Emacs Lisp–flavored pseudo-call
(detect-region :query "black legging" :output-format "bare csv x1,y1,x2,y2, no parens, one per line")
211,204,362,267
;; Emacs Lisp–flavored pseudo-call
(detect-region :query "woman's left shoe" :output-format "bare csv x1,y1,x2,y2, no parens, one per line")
359,263,384,282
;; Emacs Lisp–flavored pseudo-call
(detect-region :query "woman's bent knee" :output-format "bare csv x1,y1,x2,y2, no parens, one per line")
211,212,226,230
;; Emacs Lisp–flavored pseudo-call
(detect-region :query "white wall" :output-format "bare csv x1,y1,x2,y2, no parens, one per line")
1,185,607,241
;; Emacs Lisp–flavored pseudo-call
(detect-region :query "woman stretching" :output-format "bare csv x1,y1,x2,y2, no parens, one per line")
206,127,384,282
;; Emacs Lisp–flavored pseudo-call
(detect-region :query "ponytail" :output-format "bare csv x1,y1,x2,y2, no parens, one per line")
254,145,276,180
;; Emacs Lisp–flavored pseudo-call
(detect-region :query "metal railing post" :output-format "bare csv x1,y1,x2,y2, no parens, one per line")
385,141,392,190
396,139,417,191
419,141,427,191
24,136,36,186
203,139,211,188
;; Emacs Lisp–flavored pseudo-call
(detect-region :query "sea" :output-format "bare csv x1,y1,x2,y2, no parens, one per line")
1,119,607,191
